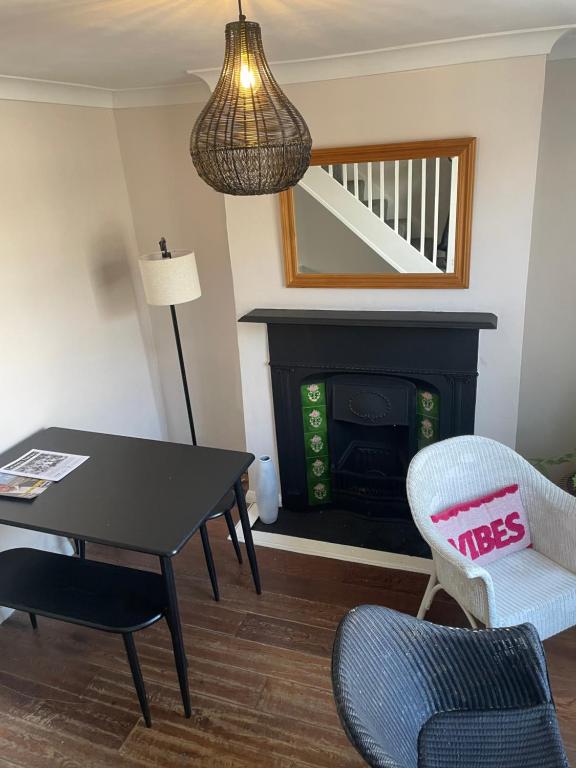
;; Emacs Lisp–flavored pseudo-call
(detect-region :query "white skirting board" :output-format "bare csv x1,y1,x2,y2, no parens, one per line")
235,499,433,575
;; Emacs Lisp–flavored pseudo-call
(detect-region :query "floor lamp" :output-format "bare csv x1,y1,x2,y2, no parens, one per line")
138,238,244,602
139,238,201,446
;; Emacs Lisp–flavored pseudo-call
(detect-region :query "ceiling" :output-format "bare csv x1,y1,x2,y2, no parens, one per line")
0,0,575,90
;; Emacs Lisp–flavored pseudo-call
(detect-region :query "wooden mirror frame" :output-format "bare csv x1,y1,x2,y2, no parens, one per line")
280,138,476,288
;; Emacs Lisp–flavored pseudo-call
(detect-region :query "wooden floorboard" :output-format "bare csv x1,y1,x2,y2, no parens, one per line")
0,511,573,766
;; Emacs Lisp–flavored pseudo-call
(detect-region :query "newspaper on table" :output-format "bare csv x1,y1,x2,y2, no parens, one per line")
0,449,89,482
0,472,51,499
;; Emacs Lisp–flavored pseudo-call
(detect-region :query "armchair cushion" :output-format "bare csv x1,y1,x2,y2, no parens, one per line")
484,547,576,638
431,483,531,565
418,704,568,768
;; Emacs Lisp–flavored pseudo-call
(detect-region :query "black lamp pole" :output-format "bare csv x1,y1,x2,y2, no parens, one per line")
159,237,197,447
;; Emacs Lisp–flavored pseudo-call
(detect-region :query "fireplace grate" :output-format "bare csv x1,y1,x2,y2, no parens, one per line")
332,442,409,516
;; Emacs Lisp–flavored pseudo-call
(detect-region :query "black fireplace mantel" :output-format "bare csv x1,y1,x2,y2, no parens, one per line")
239,309,498,330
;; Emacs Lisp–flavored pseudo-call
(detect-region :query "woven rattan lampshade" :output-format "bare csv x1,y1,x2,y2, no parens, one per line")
190,10,312,196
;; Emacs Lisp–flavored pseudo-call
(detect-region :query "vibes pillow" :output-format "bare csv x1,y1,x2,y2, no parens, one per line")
430,484,531,564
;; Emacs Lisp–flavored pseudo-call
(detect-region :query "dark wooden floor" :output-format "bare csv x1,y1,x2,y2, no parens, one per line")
0,513,574,767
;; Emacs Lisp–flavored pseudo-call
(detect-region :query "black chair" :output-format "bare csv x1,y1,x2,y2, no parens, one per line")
332,605,569,768
201,489,243,602
0,547,187,728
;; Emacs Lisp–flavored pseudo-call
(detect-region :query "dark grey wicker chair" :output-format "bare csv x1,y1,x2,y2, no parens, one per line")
332,606,569,768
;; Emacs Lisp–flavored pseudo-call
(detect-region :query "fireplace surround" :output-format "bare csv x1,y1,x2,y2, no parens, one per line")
240,309,497,535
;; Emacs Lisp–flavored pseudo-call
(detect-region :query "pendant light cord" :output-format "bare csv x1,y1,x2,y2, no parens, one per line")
238,0,246,21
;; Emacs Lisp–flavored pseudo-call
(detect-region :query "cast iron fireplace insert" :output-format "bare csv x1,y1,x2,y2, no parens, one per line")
328,374,417,517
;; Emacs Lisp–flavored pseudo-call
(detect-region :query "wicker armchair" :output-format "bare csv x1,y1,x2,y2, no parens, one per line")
332,605,568,768
407,435,576,639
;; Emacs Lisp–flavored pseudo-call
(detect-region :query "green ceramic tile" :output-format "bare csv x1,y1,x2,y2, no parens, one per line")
304,431,328,458
417,389,440,418
306,455,330,483
301,382,326,407
301,382,330,505
417,414,440,448
308,477,332,505
302,405,327,432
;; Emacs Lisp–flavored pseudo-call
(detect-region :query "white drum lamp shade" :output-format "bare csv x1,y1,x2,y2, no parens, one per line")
139,250,201,307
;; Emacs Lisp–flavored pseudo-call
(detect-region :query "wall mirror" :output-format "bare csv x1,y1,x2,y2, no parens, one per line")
280,138,476,288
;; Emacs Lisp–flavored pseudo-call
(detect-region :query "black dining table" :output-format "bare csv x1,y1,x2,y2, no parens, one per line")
0,427,259,717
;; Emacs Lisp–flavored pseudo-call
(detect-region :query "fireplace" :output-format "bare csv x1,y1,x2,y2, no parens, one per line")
239,309,497,552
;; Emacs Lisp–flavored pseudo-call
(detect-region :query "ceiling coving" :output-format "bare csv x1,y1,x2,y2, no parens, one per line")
190,1,311,196
0,2,573,90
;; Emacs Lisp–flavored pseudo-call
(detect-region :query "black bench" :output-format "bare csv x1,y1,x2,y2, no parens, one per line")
0,547,173,727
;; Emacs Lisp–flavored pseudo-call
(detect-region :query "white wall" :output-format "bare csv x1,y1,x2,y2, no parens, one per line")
517,58,576,460
0,100,163,453
0,95,246,468
224,56,547,481
0,99,163,579
114,103,246,450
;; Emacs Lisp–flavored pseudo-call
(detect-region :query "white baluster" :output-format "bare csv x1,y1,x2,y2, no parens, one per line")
342,163,348,189
367,163,373,212
394,160,399,233
328,164,334,177
353,163,359,199
446,156,459,273
432,157,440,266
379,162,385,221
420,159,427,255
407,159,413,245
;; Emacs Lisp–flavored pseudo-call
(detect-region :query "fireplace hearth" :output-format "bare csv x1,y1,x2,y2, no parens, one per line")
240,309,497,556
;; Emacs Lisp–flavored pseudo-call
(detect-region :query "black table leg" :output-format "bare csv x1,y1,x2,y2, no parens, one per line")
224,509,243,564
123,632,151,728
200,524,220,602
74,539,85,559
160,556,191,718
234,479,261,595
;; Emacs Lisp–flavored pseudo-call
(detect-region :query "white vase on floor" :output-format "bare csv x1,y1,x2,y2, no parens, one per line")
255,455,279,524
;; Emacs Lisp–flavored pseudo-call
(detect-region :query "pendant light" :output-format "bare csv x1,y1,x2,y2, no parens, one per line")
190,0,312,196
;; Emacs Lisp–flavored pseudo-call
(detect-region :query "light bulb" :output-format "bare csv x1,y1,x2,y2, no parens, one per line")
239,62,256,90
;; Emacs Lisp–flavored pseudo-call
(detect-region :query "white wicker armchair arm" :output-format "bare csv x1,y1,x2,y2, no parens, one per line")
414,514,497,624
529,480,576,574
425,528,489,581
432,548,496,625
